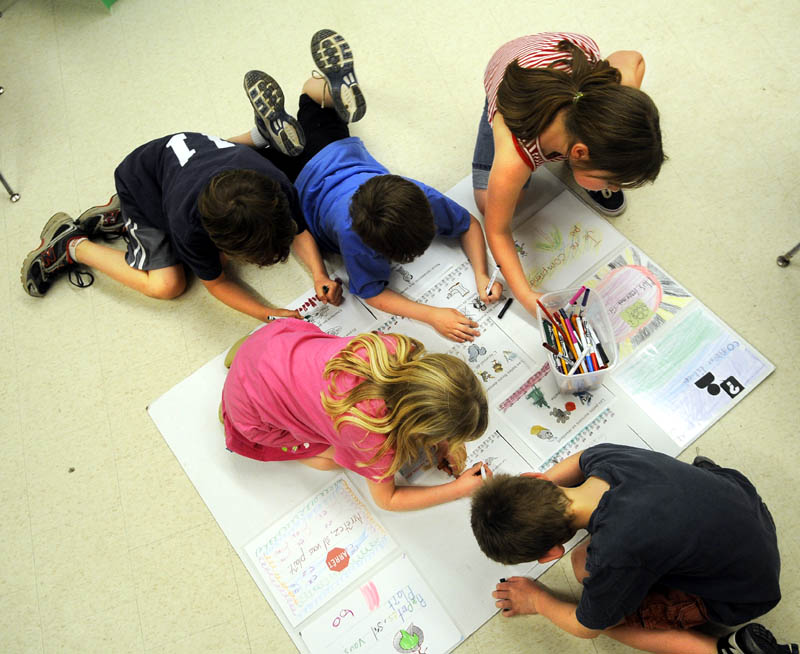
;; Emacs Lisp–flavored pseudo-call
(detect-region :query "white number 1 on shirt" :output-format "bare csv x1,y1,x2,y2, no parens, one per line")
166,133,235,167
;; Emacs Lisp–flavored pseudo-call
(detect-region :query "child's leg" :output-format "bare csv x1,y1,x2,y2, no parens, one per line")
296,447,342,471
73,240,185,299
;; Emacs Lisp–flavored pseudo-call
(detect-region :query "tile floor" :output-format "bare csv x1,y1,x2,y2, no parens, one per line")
1,0,798,652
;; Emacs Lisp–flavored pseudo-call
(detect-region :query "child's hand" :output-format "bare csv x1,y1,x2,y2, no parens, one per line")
519,289,544,319
453,461,492,497
477,273,504,304
493,577,547,617
267,308,301,320
315,277,344,306
438,442,467,476
429,308,480,342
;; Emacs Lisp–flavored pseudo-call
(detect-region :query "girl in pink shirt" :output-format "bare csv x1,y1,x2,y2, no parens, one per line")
221,318,489,511
473,33,665,319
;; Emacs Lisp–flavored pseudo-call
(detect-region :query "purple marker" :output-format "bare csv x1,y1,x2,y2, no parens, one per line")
563,286,586,313
580,288,590,315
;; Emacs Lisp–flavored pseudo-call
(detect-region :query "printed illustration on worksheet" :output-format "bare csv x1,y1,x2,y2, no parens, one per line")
465,429,537,477
492,353,615,463
614,305,773,446
513,191,626,292
387,238,464,299
581,245,695,361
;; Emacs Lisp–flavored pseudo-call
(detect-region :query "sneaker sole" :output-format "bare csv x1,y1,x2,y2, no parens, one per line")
310,29,366,123
20,212,76,297
586,192,627,217
243,70,306,157
76,194,122,236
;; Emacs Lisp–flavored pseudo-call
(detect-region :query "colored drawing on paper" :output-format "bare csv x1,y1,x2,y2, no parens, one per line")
300,554,461,654
614,307,771,446
582,245,695,360
524,221,604,288
244,476,395,627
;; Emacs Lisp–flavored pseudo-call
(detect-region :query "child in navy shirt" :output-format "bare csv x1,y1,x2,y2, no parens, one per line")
470,444,796,654
21,132,341,320
228,29,502,342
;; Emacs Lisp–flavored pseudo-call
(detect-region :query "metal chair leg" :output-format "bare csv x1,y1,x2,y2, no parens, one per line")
0,170,20,202
777,243,800,267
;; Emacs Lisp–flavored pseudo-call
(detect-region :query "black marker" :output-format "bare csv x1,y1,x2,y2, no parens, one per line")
497,298,514,319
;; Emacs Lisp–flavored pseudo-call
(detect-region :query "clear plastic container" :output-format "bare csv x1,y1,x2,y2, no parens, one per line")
537,287,618,393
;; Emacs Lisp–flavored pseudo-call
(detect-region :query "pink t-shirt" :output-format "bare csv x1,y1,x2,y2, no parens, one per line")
483,32,602,170
221,319,397,482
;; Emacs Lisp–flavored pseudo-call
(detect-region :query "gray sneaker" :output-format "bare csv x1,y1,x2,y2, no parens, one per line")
718,623,798,654
243,70,305,156
310,29,366,123
75,194,125,239
20,213,91,297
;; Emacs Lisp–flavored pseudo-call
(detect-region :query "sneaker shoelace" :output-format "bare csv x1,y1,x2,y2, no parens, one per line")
68,267,94,289
310,69,330,109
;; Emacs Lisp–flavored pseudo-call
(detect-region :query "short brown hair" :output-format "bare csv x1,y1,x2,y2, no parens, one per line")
349,175,436,263
470,474,575,564
497,40,665,188
198,169,297,266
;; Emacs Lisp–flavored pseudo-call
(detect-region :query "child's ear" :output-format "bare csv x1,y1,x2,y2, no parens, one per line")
537,544,566,564
569,143,590,161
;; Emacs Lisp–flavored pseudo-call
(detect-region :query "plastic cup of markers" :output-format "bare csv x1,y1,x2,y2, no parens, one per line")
537,287,618,394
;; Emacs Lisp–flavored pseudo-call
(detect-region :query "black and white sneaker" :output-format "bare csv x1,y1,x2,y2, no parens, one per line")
718,623,798,654
310,29,366,123
21,213,92,297
76,194,125,240
243,70,306,157
586,189,626,217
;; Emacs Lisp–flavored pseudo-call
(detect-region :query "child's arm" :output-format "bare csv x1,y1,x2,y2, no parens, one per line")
460,214,504,303
291,230,343,305
367,462,486,511
484,115,543,317
364,288,479,342
541,450,586,487
606,50,645,88
202,271,300,321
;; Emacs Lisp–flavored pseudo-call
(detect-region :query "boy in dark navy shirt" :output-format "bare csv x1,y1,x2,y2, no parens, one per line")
228,29,503,342
21,132,341,320
470,444,796,654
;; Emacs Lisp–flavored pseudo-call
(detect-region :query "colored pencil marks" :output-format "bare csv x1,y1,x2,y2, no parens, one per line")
513,191,626,292
614,306,772,445
245,477,395,626
581,246,695,360
300,554,461,654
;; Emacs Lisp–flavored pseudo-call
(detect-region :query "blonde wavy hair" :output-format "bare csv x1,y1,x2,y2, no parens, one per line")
321,333,488,479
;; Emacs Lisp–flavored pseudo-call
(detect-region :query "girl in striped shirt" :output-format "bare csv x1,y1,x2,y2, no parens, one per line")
473,33,664,318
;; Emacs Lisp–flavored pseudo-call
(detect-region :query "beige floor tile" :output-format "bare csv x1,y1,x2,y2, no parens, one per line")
130,523,241,650
144,618,250,654
0,587,43,654
117,443,212,549
41,601,144,654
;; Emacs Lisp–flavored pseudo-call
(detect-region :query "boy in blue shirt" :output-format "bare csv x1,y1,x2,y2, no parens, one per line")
470,444,797,654
229,29,502,342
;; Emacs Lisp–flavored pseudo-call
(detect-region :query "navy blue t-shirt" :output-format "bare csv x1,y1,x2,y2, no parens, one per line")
575,444,781,629
294,137,470,299
114,132,306,281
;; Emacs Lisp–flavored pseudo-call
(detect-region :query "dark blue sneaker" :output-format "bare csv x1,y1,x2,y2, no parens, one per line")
20,213,92,297
586,189,626,217
243,70,305,156
310,29,366,123
718,623,798,654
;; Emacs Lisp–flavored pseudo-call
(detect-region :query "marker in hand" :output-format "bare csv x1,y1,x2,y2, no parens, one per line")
485,266,500,296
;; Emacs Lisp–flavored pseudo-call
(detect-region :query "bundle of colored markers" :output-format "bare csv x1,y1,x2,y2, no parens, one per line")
536,286,610,376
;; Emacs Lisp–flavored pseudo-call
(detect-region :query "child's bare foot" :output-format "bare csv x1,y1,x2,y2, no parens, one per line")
492,577,545,617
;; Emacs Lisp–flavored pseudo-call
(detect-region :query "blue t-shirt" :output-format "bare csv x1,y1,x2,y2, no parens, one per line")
294,137,470,298
114,132,306,281
575,444,781,629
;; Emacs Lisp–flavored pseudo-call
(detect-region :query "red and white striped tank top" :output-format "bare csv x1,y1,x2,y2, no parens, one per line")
484,32,602,170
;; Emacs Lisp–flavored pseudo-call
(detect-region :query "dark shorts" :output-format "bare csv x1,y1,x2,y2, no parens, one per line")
120,202,181,271
258,93,350,182
624,585,710,631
